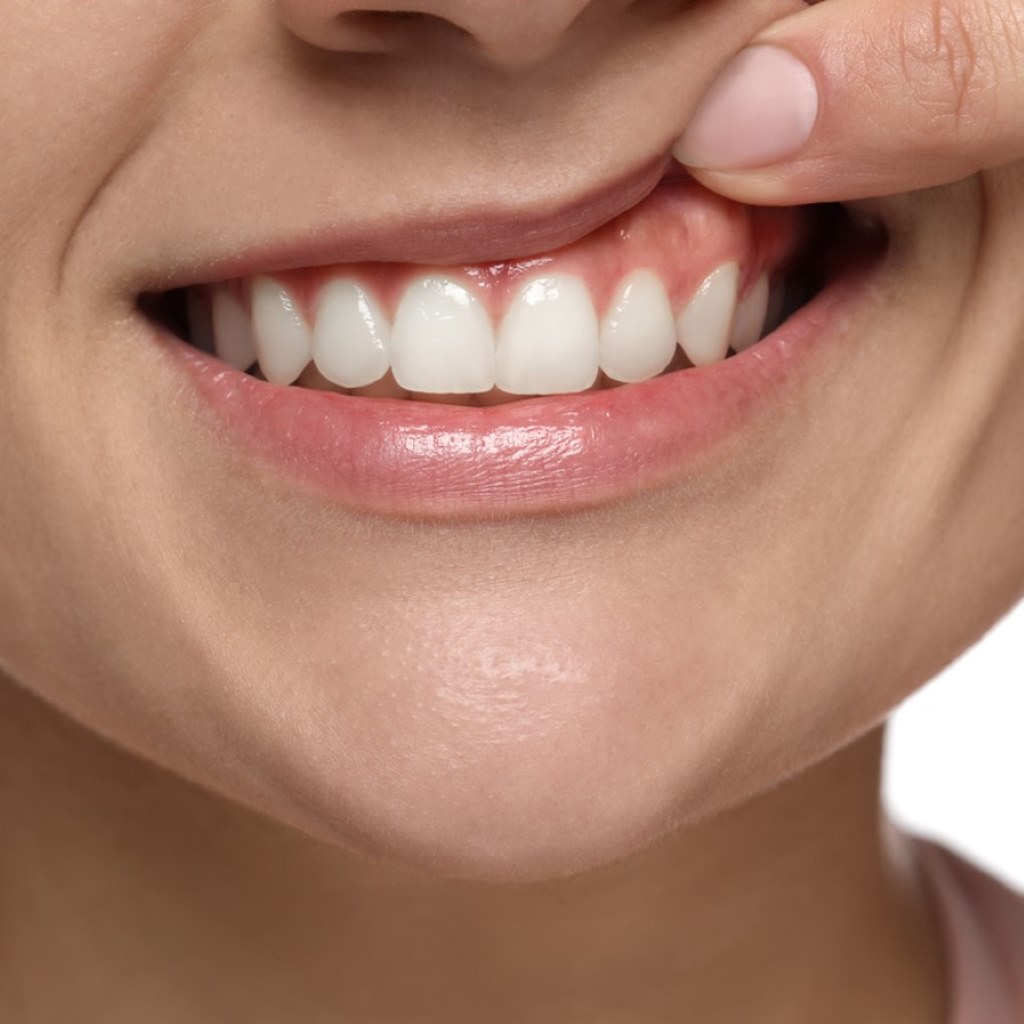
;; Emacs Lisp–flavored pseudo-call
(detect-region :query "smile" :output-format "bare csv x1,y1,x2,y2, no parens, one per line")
141,162,884,517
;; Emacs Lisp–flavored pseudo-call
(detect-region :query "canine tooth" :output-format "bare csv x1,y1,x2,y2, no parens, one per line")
211,288,257,370
730,274,770,353
312,279,390,388
599,270,677,383
677,262,739,366
251,278,312,385
390,276,495,394
496,275,599,395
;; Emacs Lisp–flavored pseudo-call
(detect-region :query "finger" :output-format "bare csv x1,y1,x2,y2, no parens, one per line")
671,0,1024,204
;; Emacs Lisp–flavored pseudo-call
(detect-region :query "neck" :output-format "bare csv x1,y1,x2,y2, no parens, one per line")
0,675,946,1024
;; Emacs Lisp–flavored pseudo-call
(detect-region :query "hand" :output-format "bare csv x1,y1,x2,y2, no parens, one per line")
672,0,1024,203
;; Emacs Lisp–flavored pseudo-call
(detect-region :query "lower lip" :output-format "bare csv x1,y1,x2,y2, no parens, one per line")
159,263,876,518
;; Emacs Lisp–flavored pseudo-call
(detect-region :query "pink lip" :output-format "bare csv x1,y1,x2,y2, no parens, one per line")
158,259,877,518
145,154,675,293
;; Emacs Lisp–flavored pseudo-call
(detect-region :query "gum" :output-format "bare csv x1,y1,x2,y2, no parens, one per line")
225,178,806,322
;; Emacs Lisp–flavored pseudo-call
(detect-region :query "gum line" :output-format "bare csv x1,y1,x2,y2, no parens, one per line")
225,179,805,321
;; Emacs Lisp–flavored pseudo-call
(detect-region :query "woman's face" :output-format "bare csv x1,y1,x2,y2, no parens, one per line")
2,0,1022,881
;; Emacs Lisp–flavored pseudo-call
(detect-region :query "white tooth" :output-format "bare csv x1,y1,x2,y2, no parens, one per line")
676,262,739,367
729,273,770,353
599,270,677,383
312,279,390,388
251,278,312,385
187,290,215,354
390,276,495,394
211,288,257,371
496,275,599,395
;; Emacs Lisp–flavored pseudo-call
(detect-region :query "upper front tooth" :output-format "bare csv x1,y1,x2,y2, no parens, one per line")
496,275,599,395
599,270,677,383
729,274,770,353
677,262,739,367
312,279,390,388
390,276,495,394
251,278,312,385
211,287,257,370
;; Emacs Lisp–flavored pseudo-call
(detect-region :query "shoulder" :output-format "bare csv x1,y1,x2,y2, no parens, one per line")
910,834,1024,1024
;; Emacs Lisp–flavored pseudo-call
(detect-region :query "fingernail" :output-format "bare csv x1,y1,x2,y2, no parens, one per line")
672,45,819,170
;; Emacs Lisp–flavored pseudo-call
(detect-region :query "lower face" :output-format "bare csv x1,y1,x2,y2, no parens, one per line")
2,1,1024,882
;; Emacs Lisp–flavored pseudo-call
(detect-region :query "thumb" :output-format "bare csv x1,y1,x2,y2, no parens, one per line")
672,0,1024,204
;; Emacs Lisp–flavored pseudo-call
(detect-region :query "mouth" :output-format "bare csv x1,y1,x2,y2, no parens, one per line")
139,164,885,518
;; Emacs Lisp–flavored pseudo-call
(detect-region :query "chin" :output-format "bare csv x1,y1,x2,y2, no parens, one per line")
143,610,798,883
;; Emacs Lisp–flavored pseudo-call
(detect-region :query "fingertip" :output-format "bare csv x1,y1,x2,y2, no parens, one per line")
672,44,820,172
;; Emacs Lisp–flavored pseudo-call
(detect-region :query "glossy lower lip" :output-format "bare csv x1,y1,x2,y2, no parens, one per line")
155,256,879,519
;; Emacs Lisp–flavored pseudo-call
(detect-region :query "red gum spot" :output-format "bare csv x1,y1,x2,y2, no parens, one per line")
227,180,806,322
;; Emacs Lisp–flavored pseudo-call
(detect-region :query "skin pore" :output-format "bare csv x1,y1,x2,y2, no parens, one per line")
2,0,1024,1020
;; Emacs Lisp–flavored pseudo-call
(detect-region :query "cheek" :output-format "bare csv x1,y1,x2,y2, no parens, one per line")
0,3,209,249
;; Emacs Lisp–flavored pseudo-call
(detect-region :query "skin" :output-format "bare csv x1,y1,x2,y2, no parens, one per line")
1,0,1022,1020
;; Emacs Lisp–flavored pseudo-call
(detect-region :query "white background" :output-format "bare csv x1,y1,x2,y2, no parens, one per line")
883,597,1024,889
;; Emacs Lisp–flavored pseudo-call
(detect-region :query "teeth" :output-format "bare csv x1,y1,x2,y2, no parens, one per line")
729,274,770,353
599,270,678,384
676,262,739,367
496,275,599,395
390,276,496,394
251,278,312,385
211,288,258,371
312,279,390,388
206,257,786,401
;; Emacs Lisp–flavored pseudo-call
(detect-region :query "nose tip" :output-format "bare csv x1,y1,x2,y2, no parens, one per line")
276,0,597,69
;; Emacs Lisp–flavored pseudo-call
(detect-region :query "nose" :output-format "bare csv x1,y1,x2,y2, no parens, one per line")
276,0,599,68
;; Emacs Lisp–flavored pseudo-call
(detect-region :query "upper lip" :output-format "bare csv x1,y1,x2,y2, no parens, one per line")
148,150,677,292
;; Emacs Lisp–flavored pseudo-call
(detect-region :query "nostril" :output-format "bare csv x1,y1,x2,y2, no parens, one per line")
345,10,432,24
337,9,471,44
282,5,473,56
